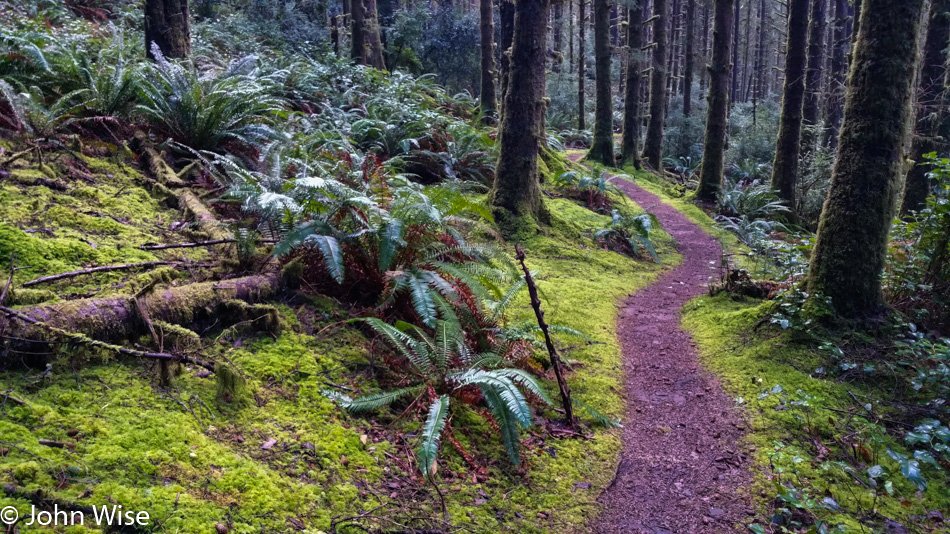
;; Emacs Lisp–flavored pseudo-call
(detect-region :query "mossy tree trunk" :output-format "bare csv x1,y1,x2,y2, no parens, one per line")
900,0,950,215
696,0,735,201
479,0,499,119
350,0,366,64
806,0,926,318
820,0,848,149
643,0,669,170
491,0,554,230
577,0,587,130
587,0,616,166
364,0,387,70
620,2,645,168
144,0,191,60
801,0,827,153
682,0,696,117
730,0,739,102
768,0,809,208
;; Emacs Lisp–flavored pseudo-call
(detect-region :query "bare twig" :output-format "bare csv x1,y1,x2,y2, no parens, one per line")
514,245,575,428
21,261,174,287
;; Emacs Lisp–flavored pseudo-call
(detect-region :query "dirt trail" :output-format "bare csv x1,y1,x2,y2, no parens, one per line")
588,173,753,533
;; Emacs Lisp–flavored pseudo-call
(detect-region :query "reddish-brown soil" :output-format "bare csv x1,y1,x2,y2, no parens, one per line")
590,175,754,533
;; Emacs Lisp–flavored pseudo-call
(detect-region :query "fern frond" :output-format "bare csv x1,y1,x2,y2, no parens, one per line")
417,395,450,476
339,386,423,413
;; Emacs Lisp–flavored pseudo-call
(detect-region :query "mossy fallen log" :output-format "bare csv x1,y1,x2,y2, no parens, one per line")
2,273,282,347
130,131,231,243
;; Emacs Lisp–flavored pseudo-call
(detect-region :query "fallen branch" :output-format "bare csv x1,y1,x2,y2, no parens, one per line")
0,392,26,406
2,484,95,516
0,305,216,371
515,245,575,429
139,239,235,250
21,261,174,287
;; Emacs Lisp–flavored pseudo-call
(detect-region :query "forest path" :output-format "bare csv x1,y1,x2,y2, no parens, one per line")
566,157,753,533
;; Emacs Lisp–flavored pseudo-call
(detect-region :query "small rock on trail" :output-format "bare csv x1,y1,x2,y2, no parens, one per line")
592,176,753,533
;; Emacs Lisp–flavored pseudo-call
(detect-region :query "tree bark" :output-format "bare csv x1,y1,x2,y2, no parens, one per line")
364,0,387,69
578,0,587,130
753,0,767,104
801,0,827,152
491,0,554,228
587,0,616,165
682,0,696,116
696,0,735,200
479,0,499,118
351,0,367,64
901,0,950,215
806,0,926,318
144,0,191,60
621,3,645,168
643,0,669,170
769,0,810,208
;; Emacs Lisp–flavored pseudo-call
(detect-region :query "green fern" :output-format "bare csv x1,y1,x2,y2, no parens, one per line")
417,395,450,476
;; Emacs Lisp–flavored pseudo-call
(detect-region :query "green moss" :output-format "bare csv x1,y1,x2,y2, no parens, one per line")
682,294,950,530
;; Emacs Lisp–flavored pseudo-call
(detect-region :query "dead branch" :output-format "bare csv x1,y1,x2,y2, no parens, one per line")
21,261,175,287
514,245,575,428
139,239,235,250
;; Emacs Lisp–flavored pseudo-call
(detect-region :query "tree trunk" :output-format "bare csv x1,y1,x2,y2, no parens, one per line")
144,0,191,60
479,0,499,118
769,0,809,208
668,0,681,105
682,0,696,116
700,0,710,94
697,0,735,200
491,0,554,229
364,0,387,69
643,0,669,170
621,3,645,168
806,0,926,318
351,0,366,64
730,0,739,103
578,0,587,130
801,0,827,152
554,0,564,72
901,0,950,215
753,0,767,103
588,0,616,165
821,0,846,148
740,0,752,102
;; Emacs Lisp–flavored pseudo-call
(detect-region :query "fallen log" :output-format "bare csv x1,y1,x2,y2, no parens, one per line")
21,261,174,287
131,131,231,243
1,272,282,347
0,305,216,371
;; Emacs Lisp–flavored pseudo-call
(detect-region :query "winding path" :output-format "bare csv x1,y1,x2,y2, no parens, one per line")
590,175,753,533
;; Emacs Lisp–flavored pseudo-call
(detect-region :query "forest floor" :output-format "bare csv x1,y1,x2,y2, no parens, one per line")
565,154,755,533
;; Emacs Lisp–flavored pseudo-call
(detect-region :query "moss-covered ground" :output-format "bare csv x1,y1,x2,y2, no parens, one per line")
0,145,680,532
682,295,950,532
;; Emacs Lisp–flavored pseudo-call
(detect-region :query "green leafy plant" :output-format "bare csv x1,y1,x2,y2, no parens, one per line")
137,49,282,154
333,317,550,470
594,209,661,263
553,171,624,211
